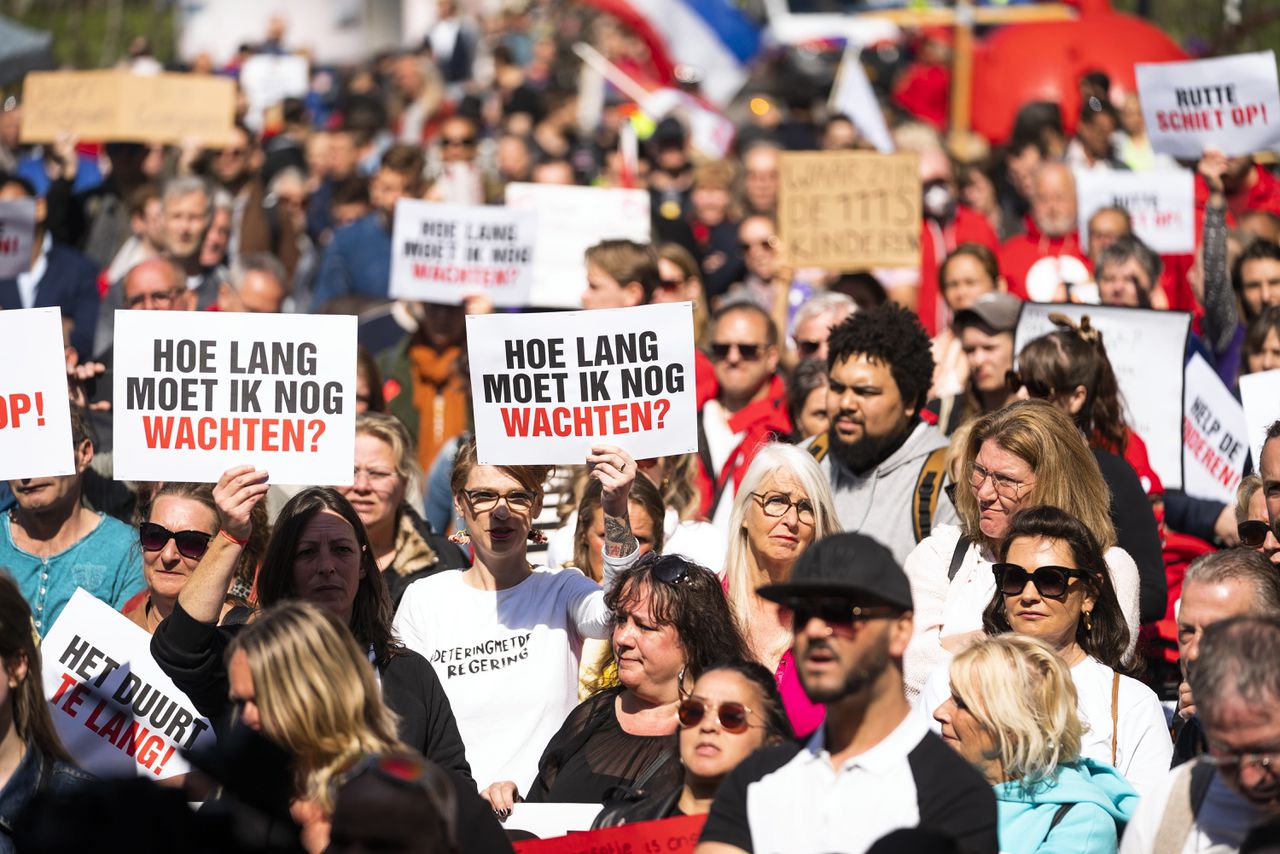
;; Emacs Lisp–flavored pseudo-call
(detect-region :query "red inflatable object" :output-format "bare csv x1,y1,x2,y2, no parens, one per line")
970,0,1186,144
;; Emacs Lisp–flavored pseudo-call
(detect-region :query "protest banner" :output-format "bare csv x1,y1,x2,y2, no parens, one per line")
503,183,650,308
1183,353,1247,504
42,589,216,780
0,308,75,481
238,54,309,132
778,151,921,270
1136,51,1280,159
112,311,357,484
1240,368,1280,468
1075,168,1195,255
513,814,707,853
0,198,36,278
1014,303,1191,489
467,303,698,465
21,71,237,146
389,199,537,307
829,45,894,153
504,804,604,841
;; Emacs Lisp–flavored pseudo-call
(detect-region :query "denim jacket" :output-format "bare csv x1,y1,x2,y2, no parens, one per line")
0,745,92,852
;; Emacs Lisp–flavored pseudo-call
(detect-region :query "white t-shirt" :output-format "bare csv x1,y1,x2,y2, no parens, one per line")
1121,763,1264,853
392,566,611,793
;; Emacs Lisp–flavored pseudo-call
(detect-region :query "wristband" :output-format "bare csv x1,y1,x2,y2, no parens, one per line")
219,529,249,546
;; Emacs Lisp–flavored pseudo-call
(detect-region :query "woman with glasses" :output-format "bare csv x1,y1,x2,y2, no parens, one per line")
593,661,793,827
336,413,468,609
656,243,710,347
902,400,1140,699
921,506,1170,797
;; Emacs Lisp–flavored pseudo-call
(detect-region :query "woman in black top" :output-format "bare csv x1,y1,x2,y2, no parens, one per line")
150,466,472,780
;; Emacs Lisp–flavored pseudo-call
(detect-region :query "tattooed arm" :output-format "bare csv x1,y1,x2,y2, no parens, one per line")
587,445,640,591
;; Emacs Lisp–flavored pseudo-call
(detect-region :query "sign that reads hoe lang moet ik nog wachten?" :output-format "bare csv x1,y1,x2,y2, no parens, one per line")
0,307,75,480
467,303,698,465
111,310,356,484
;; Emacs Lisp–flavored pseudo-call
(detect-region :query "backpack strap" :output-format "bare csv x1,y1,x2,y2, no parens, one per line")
947,535,971,583
807,431,829,463
1153,758,1217,854
1110,671,1121,767
913,447,949,543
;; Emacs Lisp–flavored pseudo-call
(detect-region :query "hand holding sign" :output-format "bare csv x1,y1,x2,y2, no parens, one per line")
587,444,637,519
214,466,271,542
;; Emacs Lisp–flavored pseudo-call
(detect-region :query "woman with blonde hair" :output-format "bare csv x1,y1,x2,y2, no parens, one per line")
902,400,1140,698
933,634,1137,853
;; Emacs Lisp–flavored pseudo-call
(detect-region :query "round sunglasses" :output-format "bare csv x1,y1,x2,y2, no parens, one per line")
139,522,213,561
677,697,757,734
992,563,1093,599
1239,519,1272,548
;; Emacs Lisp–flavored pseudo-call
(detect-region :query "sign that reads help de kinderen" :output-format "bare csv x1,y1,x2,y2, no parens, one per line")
112,311,356,484
389,199,537,307
467,303,697,465
0,308,75,480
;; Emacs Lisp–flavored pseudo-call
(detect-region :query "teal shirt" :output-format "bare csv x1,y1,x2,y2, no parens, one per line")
0,512,144,635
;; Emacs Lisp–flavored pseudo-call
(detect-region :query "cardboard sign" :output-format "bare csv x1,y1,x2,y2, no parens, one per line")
1075,168,1196,255
1136,51,1280,159
21,71,237,146
1014,303,1191,489
42,589,216,780
513,813,707,853
503,183,650,309
112,311,357,484
829,46,894,153
778,151,921,270
389,199,537,307
504,804,604,842
1240,368,1280,468
0,308,75,480
0,198,36,278
238,54,309,133
1183,353,1247,504
467,303,698,465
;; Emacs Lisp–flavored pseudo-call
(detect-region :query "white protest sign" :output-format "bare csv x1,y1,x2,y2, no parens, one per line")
829,45,893,153
0,198,36,278
504,183,650,309
112,311,357,484
42,589,216,780
0,308,74,480
238,54,309,132
1240,368,1280,468
1075,168,1195,255
1014,302,1191,488
1183,353,1247,503
467,303,697,465
389,199,536,307
505,803,603,839
1136,51,1280,159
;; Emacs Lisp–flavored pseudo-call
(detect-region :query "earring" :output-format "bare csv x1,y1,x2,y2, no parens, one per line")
1082,610,1093,632
527,529,548,545
448,529,470,545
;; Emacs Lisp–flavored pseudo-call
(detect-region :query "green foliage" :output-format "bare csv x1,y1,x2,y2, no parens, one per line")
1,0,178,70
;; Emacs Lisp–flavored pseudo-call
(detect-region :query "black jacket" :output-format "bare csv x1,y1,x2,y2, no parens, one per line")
1092,448,1167,625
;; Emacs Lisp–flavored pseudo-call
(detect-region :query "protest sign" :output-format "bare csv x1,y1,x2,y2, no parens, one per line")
0,308,75,480
513,814,707,853
467,303,698,465
1075,168,1195,255
503,183,650,309
0,198,36,278
504,804,604,841
21,71,237,146
42,589,216,780
1183,353,1247,504
778,151,921,270
238,54,309,133
1240,368,1280,468
112,311,357,484
1136,51,1280,159
829,45,894,153
1014,303,1191,489
389,199,537,307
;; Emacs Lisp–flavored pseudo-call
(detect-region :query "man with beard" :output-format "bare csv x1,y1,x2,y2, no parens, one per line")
999,161,1091,302
696,533,998,854
806,303,957,565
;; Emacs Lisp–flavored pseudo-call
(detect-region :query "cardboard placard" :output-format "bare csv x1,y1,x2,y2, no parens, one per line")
42,589,216,780
0,307,75,480
1240,368,1280,468
1075,168,1196,255
1183,353,1247,504
0,198,36,278
1136,51,1280,159
778,151,921,270
238,54,309,133
467,303,698,465
503,183,650,309
21,71,237,146
513,813,707,853
1014,303,1191,489
111,311,357,484
389,199,537,307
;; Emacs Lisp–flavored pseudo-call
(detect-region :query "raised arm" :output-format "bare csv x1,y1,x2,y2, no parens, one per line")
177,466,270,623
1197,147,1237,355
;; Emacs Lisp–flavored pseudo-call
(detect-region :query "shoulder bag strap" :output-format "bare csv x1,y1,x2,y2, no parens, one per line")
947,535,971,583
1111,671,1121,767
1153,759,1202,854
630,748,672,792
1048,802,1075,833
913,447,949,543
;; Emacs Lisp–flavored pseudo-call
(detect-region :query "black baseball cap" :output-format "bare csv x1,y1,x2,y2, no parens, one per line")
758,532,913,611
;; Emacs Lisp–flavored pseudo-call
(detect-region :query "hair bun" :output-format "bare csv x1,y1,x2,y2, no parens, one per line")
1048,312,1102,345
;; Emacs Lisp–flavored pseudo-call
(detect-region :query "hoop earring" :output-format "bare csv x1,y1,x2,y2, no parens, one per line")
448,529,470,545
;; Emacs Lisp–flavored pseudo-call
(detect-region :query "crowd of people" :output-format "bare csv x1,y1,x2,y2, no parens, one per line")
2,4,1280,853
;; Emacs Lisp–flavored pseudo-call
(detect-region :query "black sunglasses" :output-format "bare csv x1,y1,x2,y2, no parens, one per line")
139,522,212,561
992,563,1092,599
442,136,477,147
1239,520,1272,548
780,596,898,628
709,342,762,361
1004,369,1053,398
678,697,755,734
638,551,692,585
795,339,823,357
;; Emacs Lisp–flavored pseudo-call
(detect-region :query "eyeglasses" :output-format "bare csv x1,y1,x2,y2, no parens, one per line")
1239,519,1272,548
678,697,758,734
125,289,178,309
779,596,899,629
709,342,763,362
1203,748,1280,778
637,551,692,585
463,489,537,512
139,522,213,561
795,339,823,358
442,136,477,147
992,563,1093,599
739,238,776,253
353,466,397,485
658,277,685,291
968,461,1033,501
751,492,815,525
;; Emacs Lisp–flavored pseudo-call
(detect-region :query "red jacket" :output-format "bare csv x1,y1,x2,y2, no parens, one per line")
998,217,1091,301
919,205,1000,336
694,372,793,519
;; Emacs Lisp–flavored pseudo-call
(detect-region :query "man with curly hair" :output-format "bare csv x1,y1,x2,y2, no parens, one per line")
805,303,958,564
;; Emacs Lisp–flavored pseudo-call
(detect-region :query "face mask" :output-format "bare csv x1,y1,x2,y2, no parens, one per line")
923,181,955,222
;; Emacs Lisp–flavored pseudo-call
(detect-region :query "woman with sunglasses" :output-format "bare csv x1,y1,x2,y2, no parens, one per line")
593,660,793,827
1235,475,1280,565
903,400,1141,699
